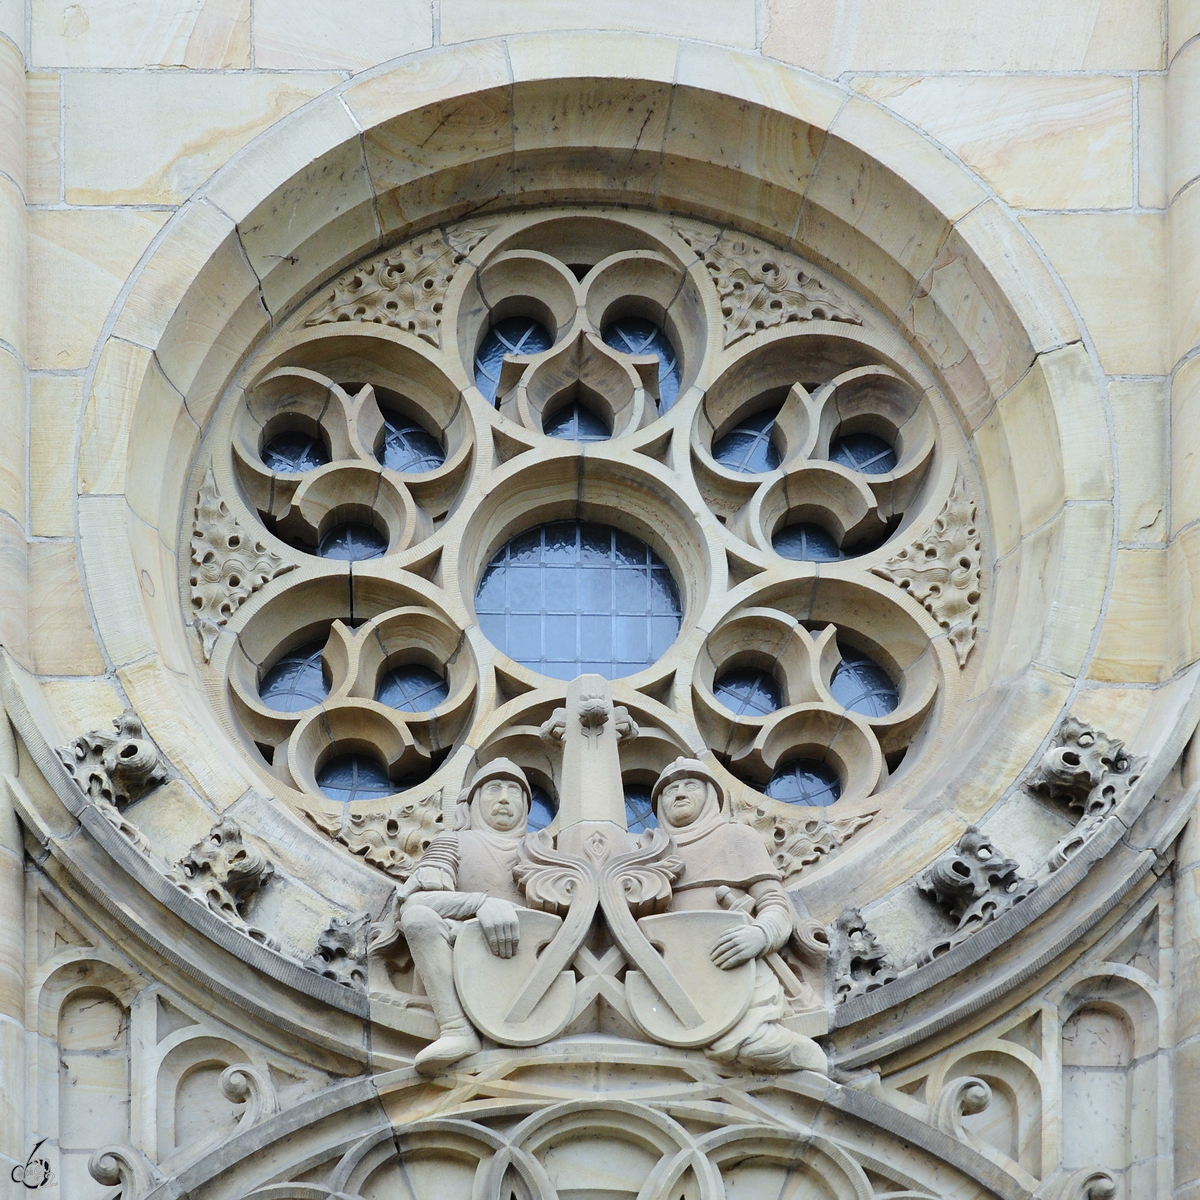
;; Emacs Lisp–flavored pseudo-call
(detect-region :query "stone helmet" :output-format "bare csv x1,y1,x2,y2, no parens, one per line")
650,757,727,813
465,757,531,803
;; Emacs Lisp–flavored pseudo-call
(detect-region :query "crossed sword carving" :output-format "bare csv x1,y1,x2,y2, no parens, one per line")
508,827,704,1028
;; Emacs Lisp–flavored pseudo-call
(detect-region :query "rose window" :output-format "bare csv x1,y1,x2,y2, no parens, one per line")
187,209,981,855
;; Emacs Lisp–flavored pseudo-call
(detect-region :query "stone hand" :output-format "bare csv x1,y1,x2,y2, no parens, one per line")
477,896,520,959
710,923,769,969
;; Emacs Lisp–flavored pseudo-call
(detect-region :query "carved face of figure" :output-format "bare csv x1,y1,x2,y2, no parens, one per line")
474,778,529,833
659,776,716,828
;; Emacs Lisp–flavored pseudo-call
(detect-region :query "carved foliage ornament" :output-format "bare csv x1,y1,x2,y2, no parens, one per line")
673,219,862,345
873,470,982,667
305,225,491,345
304,911,370,990
827,905,899,1003
57,708,167,807
739,803,877,883
305,789,445,879
168,814,277,948
1024,715,1144,872
190,466,295,662
56,709,167,855
828,714,1145,997
914,824,1037,965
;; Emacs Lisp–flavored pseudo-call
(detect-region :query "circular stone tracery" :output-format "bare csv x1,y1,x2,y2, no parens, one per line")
187,207,977,830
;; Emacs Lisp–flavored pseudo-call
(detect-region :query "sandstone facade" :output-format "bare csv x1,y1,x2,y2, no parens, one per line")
0,3,1196,1198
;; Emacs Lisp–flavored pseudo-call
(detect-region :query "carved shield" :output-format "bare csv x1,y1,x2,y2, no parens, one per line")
625,910,756,1048
453,908,576,1047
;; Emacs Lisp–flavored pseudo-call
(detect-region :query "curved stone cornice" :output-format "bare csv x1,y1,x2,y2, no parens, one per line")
139,1045,1035,1200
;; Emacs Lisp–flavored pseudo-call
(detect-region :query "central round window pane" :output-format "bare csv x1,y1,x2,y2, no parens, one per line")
475,520,682,680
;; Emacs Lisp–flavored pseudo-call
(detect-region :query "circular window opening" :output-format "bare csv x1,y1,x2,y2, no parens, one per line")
262,430,329,473
376,664,450,712
317,522,387,561
601,317,681,411
528,785,557,832
259,638,329,712
378,414,445,474
766,758,842,806
712,408,782,474
316,752,392,802
623,783,657,833
475,519,682,681
713,667,782,717
830,432,896,475
543,401,611,442
773,522,843,562
830,646,899,716
475,316,554,402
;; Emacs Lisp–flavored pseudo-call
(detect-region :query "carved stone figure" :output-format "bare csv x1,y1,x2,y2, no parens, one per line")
385,758,533,1074
913,825,1037,964
651,758,827,1073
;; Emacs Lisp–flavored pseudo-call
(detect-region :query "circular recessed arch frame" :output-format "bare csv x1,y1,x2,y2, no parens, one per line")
5,32,1199,1068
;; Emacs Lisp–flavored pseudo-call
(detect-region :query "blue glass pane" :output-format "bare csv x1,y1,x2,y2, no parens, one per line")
376,664,449,712
475,520,682,681
263,431,328,473
766,758,841,806
713,408,782,474
475,317,554,403
601,317,681,412
830,433,897,475
830,646,899,717
317,753,392,802
259,638,329,712
624,784,657,834
379,415,445,473
317,523,387,560
773,522,843,562
544,402,611,442
528,785,556,832
713,668,782,717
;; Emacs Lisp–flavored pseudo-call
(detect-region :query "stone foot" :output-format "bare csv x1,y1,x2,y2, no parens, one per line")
414,1027,482,1075
707,1025,828,1075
